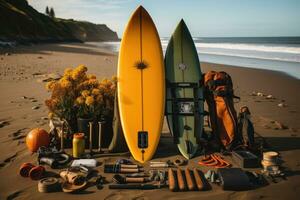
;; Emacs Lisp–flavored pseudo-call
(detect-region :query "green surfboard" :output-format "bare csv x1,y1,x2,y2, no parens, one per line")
165,19,204,159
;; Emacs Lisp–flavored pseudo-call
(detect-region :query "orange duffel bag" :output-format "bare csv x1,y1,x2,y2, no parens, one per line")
203,71,240,150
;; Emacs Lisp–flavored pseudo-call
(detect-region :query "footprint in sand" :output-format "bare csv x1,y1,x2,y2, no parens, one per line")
258,117,289,130
0,152,17,169
6,190,23,200
0,120,10,128
9,128,28,140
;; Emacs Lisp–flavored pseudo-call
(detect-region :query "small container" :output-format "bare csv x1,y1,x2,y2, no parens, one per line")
73,133,85,158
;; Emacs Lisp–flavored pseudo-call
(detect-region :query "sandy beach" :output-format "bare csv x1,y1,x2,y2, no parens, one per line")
0,43,299,200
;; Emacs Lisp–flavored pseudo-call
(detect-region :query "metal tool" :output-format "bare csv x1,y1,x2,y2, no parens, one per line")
150,160,172,168
89,121,93,155
112,174,150,184
104,164,143,173
60,120,65,152
109,183,160,190
98,121,104,153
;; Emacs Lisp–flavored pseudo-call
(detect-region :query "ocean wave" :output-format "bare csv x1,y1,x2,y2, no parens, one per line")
194,43,300,54
160,38,300,54
198,51,300,63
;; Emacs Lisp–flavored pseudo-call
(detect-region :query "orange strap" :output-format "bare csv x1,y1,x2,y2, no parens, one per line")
198,154,231,168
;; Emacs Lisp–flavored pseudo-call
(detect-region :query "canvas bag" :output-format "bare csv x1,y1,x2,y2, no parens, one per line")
237,106,255,148
203,71,239,149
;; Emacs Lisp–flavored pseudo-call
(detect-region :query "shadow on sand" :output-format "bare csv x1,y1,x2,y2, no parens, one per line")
265,137,300,151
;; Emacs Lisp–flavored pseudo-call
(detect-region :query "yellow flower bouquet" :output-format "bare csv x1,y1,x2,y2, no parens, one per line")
45,65,117,133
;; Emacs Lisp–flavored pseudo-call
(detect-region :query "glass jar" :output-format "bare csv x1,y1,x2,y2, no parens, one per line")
73,133,85,158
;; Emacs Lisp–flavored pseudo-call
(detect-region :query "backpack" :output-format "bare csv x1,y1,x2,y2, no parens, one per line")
203,71,240,150
237,106,255,148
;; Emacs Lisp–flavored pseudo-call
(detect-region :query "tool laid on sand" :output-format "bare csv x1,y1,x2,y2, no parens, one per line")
104,164,143,173
198,154,231,168
112,174,150,184
71,159,97,168
176,168,187,191
38,146,70,169
19,163,45,180
109,183,162,190
193,168,207,191
150,159,187,168
118,6,165,163
60,170,88,193
38,177,61,193
168,167,208,192
165,19,204,159
150,161,171,168
168,168,178,192
184,168,196,191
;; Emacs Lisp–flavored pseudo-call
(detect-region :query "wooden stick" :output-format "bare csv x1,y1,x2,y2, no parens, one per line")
89,121,93,154
60,120,64,152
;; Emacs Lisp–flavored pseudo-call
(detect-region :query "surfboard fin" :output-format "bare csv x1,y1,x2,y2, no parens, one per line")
185,140,193,154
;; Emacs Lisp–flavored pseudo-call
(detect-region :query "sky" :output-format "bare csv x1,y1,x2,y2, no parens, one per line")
28,0,300,38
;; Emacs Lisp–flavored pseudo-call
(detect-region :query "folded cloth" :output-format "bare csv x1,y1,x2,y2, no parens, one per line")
71,159,97,168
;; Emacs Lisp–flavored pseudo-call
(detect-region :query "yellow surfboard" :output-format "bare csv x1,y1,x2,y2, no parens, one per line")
117,6,165,163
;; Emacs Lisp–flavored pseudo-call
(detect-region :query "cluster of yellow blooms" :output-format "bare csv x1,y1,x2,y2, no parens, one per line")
45,65,117,120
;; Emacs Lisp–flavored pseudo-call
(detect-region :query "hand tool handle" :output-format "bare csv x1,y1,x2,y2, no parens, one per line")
150,163,169,168
176,168,186,191
120,168,140,173
193,168,205,191
168,168,178,192
184,168,195,191
109,184,157,190
120,164,139,168
125,177,145,183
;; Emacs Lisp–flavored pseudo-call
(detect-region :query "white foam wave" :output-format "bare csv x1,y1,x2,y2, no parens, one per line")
161,39,300,54
198,51,300,63
196,43,300,54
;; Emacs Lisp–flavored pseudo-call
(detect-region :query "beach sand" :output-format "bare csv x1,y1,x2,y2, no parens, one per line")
0,43,299,200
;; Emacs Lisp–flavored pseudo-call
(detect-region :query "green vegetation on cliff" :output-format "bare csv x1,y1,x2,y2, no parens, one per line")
0,0,119,43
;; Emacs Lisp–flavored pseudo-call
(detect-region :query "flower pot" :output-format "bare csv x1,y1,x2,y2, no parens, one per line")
66,117,78,134
100,119,113,149
77,117,113,149
77,117,97,149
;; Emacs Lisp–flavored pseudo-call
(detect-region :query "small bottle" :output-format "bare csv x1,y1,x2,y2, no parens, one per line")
73,133,85,158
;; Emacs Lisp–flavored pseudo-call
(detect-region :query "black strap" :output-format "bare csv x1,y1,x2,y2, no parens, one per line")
193,84,201,144
207,79,228,90
213,90,240,100
167,80,180,144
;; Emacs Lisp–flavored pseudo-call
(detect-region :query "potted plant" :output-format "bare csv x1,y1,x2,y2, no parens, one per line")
45,65,116,147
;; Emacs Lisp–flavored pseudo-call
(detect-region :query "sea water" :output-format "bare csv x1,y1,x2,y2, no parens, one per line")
91,37,300,79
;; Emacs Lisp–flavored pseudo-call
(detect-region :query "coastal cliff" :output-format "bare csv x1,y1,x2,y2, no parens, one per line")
0,0,119,44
